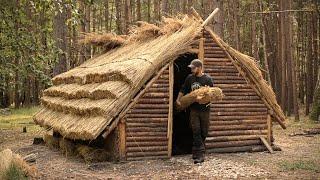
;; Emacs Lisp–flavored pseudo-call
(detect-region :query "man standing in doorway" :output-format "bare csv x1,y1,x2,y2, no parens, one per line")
176,59,214,164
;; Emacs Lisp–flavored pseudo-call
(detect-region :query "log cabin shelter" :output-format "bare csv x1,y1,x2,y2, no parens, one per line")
33,12,287,161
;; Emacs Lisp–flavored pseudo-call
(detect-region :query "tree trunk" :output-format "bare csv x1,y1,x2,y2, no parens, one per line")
115,0,122,34
212,0,224,38
137,0,141,21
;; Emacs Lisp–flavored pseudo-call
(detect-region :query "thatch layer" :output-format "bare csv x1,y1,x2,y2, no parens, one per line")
34,15,202,140
79,32,126,51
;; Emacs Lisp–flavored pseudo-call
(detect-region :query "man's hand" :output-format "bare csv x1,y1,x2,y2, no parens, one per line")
176,100,181,107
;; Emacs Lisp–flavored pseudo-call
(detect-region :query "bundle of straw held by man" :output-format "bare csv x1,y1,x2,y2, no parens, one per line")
176,86,224,110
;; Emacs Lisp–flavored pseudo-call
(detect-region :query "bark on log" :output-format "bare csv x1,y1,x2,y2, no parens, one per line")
205,139,261,148
208,130,268,136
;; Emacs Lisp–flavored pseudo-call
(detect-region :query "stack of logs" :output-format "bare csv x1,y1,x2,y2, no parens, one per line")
202,30,272,153
124,68,170,161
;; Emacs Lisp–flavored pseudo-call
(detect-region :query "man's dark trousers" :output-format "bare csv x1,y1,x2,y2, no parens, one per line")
190,108,210,156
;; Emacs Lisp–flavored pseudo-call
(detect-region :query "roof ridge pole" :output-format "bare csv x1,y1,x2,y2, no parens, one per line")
202,8,220,27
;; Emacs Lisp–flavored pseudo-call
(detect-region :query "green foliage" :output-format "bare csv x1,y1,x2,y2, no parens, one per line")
0,0,61,107
310,86,320,121
279,160,320,172
3,163,27,180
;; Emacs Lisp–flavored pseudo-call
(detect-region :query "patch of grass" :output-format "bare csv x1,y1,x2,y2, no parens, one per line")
279,160,320,172
3,163,27,180
0,106,40,131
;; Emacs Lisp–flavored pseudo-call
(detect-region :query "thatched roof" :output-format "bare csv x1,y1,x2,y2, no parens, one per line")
33,15,202,140
34,12,287,141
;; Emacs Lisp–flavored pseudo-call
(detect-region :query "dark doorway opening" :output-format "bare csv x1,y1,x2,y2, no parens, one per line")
172,53,198,155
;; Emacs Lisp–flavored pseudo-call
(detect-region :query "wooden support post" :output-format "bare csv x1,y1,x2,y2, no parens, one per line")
267,114,272,144
119,119,126,161
259,136,274,154
167,63,174,157
198,37,205,62
202,8,220,27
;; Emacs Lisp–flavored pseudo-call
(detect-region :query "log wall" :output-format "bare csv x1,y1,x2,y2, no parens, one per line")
124,67,170,161
203,30,273,153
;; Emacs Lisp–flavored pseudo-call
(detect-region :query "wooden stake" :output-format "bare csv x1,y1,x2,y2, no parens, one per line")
198,37,205,62
167,63,173,157
119,120,126,160
267,114,272,144
259,136,274,153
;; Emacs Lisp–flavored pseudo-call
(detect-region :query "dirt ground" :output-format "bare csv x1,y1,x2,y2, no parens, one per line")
0,108,320,179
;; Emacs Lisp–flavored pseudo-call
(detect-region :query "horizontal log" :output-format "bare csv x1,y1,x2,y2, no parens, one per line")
154,79,169,84
211,112,267,116
126,141,168,148
126,155,169,161
126,118,168,123
205,54,227,58
206,135,267,142
137,98,169,104
211,100,264,104
222,92,259,96
210,120,267,125
205,52,226,56
211,84,251,89
128,109,168,114
143,93,169,98
206,68,238,72
208,130,268,136
132,104,169,109
159,74,169,79
126,151,168,158
209,124,268,131
151,84,169,88
126,114,168,118
126,127,167,132
204,43,219,47
205,139,261,148
126,122,167,128
203,46,221,51
126,131,167,136
147,87,169,92
126,136,168,142
210,103,266,108
210,115,267,120
211,107,268,112
210,76,245,80
127,146,168,153
219,96,261,100
212,80,247,84
206,145,272,153
204,57,230,62
204,62,234,66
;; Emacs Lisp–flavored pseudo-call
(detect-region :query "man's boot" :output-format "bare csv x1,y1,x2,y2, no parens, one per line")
194,151,204,164
192,147,199,160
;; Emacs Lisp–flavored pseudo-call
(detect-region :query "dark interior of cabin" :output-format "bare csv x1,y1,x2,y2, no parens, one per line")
172,53,198,155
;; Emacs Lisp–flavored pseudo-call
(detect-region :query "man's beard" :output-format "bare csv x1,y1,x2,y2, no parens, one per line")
193,71,200,76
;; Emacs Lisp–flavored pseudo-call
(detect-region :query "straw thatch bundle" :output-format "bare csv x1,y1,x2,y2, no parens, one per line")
34,14,202,140
59,138,76,157
79,32,126,51
0,149,38,179
177,86,224,110
160,17,184,34
128,21,162,42
43,133,60,149
76,145,110,163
